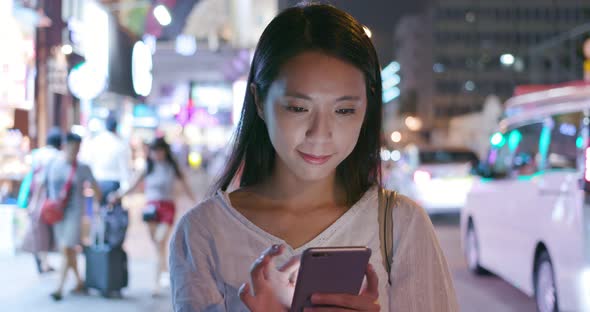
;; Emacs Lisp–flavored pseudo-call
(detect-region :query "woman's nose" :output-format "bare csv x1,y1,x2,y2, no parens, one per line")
305,112,333,142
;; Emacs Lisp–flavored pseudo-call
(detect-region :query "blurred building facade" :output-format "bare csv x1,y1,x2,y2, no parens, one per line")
431,0,590,124
394,0,590,137
394,11,434,127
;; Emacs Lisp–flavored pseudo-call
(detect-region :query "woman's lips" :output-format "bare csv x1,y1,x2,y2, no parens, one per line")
298,151,332,165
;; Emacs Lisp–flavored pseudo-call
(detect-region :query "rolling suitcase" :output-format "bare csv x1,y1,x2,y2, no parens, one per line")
84,211,128,298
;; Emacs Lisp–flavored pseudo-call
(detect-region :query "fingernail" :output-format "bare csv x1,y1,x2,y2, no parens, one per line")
238,283,247,296
271,244,280,252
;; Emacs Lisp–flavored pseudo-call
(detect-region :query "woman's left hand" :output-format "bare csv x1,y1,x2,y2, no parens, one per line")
304,264,380,312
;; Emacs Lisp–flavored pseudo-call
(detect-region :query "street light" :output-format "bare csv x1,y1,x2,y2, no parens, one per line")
61,44,73,55
154,4,172,26
380,149,391,161
405,116,423,131
391,131,402,143
391,150,401,162
500,53,515,66
464,80,476,92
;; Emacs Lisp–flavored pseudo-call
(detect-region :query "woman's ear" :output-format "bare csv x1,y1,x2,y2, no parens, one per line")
250,83,265,121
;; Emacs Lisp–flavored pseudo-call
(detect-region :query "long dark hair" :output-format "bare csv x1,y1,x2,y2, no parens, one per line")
147,137,183,179
214,3,383,205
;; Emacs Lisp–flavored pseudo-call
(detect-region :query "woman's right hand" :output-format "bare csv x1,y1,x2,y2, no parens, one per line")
239,244,300,312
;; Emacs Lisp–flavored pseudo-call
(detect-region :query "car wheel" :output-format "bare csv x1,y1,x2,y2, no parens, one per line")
535,251,558,312
465,224,486,275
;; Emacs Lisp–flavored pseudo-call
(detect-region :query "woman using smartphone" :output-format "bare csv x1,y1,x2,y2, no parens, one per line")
170,3,458,311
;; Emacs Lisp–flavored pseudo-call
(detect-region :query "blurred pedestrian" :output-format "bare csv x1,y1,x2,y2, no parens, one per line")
81,115,132,205
20,127,62,274
171,136,190,170
111,137,196,296
47,133,102,301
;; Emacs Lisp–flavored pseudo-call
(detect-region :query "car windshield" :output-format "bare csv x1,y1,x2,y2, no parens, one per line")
419,150,478,165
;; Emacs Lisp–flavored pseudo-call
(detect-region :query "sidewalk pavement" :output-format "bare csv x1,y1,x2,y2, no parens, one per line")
0,170,212,312
0,253,172,312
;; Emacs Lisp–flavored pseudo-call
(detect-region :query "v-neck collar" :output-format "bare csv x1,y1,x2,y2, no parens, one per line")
216,186,377,254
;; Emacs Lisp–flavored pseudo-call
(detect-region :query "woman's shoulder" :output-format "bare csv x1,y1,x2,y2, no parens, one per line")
390,191,431,230
388,192,439,248
393,193,423,215
175,192,227,230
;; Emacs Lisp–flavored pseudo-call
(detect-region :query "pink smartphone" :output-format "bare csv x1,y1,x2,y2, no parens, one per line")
290,246,372,312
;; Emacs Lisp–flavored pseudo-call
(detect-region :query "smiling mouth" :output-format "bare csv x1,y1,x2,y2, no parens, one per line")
297,151,333,165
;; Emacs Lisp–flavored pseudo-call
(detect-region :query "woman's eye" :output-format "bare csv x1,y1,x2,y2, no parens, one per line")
336,108,356,115
286,106,308,113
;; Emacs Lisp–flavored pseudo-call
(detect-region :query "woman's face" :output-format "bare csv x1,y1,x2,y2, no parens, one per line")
151,148,166,162
259,51,368,182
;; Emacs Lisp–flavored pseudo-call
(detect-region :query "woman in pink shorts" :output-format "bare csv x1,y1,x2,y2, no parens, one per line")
112,137,195,295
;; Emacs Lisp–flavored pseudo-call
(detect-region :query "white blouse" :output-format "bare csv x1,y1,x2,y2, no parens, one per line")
169,186,459,311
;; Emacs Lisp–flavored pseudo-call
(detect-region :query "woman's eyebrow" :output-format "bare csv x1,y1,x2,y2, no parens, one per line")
335,95,361,102
284,93,361,102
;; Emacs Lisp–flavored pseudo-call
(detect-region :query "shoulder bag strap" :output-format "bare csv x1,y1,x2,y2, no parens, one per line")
378,187,397,285
59,161,78,203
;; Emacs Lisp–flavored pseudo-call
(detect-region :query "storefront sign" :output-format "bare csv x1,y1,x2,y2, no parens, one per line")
131,41,153,97
48,55,69,95
68,62,106,100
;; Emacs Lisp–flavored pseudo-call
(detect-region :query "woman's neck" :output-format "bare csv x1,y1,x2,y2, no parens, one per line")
252,162,347,212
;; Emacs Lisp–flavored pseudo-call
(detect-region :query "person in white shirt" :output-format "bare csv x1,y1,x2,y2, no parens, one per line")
82,116,132,205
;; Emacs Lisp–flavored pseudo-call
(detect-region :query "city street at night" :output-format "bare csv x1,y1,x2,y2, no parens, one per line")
3,0,590,311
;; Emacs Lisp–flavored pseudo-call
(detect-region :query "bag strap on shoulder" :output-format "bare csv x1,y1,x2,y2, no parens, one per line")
60,161,78,201
378,187,397,285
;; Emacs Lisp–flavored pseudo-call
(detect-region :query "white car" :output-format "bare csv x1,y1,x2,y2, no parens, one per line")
461,82,590,312
386,147,478,214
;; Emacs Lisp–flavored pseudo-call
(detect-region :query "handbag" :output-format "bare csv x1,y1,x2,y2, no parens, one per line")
378,187,397,285
41,161,77,225
142,202,158,222
103,203,129,247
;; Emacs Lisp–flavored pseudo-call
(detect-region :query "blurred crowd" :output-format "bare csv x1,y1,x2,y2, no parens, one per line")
18,115,199,301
